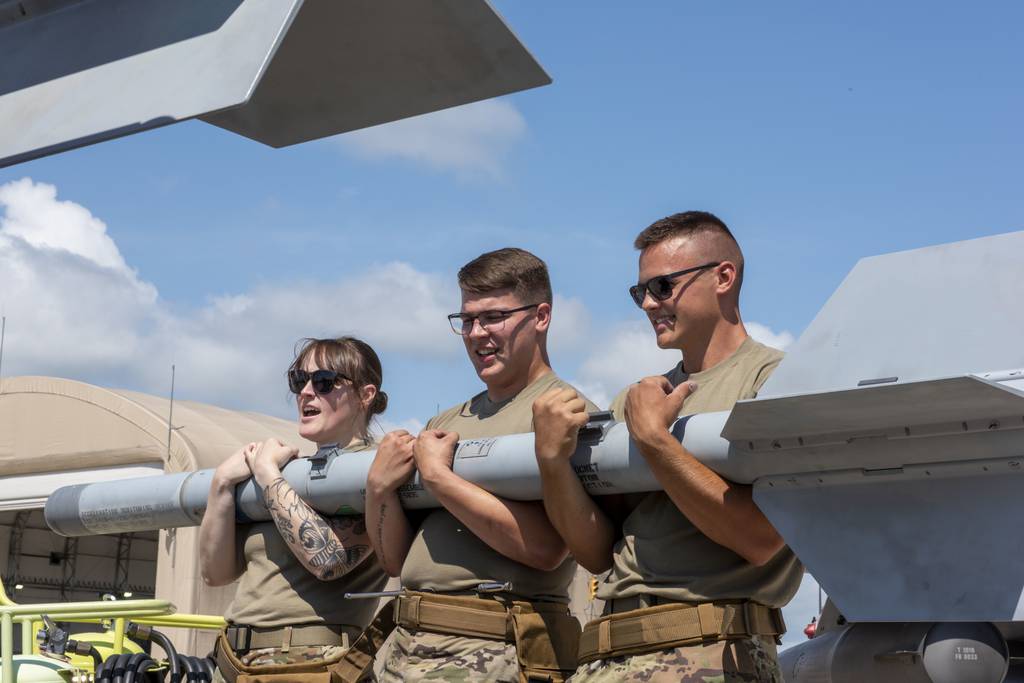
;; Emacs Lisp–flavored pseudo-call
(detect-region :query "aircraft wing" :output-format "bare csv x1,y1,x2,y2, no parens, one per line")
0,0,551,168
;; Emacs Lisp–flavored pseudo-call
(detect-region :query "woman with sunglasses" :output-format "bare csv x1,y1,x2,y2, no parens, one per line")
200,336,414,683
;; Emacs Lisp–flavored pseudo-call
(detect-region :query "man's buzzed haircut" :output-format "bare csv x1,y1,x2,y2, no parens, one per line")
634,211,745,289
458,247,553,304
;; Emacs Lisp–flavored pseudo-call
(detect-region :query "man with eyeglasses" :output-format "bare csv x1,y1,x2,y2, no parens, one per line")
533,212,802,681
364,247,596,682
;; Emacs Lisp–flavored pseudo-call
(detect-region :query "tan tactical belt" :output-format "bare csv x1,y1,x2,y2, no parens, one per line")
223,622,356,652
334,591,581,683
577,600,785,665
216,628,354,683
396,591,524,640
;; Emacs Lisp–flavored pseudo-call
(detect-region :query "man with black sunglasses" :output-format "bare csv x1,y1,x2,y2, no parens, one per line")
364,247,596,682
533,212,802,682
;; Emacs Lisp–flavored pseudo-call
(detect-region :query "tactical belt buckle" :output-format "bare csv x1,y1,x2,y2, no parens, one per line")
224,624,252,652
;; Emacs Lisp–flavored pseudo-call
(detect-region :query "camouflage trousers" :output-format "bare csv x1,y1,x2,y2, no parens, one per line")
376,625,519,682
569,635,782,683
210,644,347,683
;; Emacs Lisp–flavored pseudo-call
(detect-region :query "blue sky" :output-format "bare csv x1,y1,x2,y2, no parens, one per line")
1,1,1021,643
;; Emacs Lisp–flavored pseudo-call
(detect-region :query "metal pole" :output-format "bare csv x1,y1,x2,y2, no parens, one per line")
114,533,134,594
0,315,6,392
3,510,28,597
20,619,32,655
59,537,79,601
113,616,126,653
1,611,13,683
167,364,175,458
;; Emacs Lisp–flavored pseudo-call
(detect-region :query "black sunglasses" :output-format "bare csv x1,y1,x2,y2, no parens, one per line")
287,369,350,395
628,262,721,308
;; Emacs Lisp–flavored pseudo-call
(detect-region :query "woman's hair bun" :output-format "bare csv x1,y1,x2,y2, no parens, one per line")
371,390,388,416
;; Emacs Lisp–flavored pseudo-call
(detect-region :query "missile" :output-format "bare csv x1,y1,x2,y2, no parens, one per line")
43,230,1024,627
43,410,723,536
779,621,1009,683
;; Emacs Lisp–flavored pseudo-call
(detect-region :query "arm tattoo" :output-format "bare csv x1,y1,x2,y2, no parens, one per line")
376,501,388,569
263,477,369,580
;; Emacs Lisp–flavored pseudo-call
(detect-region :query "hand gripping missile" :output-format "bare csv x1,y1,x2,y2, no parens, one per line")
42,230,1024,625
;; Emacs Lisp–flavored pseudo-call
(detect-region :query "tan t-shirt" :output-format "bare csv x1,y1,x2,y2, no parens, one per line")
225,440,388,628
401,372,598,603
602,337,803,608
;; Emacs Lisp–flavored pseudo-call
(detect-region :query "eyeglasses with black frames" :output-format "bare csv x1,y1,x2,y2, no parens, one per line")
628,262,721,308
447,303,540,336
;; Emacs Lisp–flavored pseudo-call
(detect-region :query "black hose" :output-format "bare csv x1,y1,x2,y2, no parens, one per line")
200,655,217,679
177,653,200,682
147,628,182,682
133,657,162,683
67,639,105,671
123,653,152,683
95,655,113,683
111,652,133,683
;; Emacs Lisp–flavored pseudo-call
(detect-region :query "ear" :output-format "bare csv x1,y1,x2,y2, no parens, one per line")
534,302,552,333
359,384,377,412
715,261,740,296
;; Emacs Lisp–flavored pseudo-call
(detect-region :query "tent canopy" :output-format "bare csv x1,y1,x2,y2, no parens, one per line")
0,375,312,477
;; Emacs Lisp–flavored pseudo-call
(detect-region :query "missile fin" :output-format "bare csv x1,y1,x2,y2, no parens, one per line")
758,230,1024,398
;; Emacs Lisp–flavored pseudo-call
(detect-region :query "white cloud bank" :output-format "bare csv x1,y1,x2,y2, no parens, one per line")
338,99,527,178
0,178,460,413
0,176,796,418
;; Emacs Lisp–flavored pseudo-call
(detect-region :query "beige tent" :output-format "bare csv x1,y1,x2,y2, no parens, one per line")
0,376,313,654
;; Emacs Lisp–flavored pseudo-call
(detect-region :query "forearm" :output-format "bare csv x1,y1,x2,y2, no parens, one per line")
364,486,415,577
424,469,568,571
638,434,783,565
199,482,243,586
537,459,616,573
263,477,371,580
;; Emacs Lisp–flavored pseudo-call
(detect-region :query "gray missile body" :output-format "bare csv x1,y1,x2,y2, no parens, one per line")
44,411,732,537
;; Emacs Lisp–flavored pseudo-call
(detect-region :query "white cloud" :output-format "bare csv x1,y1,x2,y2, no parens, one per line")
0,179,460,413
0,178,159,378
338,99,527,178
573,321,679,407
747,321,795,351
571,320,796,408
0,178,130,272
548,293,592,355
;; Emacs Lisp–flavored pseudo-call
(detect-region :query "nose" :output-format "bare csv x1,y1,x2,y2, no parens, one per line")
299,379,316,397
467,317,490,340
640,289,660,313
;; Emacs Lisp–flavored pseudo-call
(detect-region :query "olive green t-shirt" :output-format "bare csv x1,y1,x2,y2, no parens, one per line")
401,372,598,603
225,440,388,628
602,337,803,608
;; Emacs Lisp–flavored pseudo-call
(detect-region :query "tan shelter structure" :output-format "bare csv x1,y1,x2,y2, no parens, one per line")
0,376,313,654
